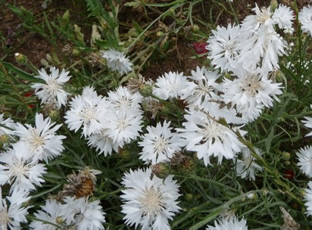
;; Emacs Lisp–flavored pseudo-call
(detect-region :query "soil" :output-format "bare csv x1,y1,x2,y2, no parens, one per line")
1,0,311,78
0,0,89,68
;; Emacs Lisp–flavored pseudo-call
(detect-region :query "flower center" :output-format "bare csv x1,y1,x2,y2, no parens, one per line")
241,76,263,97
257,7,271,24
200,120,224,144
80,108,96,123
155,137,168,153
223,41,236,58
0,207,11,228
46,78,62,95
11,161,29,179
118,96,131,107
140,186,164,215
116,119,128,131
28,129,45,151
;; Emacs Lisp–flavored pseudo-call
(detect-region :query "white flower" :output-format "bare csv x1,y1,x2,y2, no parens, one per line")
297,146,312,177
0,188,30,230
299,6,312,36
0,143,46,193
61,196,106,230
102,108,142,147
14,113,65,163
238,4,287,72
241,4,273,33
238,26,286,73
305,181,312,216
32,67,71,108
303,117,312,136
181,66,222,107
121,168,181,230
222,69,283,122
139,121,183,165
87,129,119,156
235,147,263,180
65,86,108,137
272,4,294,33
107,86,143,112
177,108,245,166
153,71,192,100
207,24,240,72
101,49,132,75
30,199,64,230
206,216,248,230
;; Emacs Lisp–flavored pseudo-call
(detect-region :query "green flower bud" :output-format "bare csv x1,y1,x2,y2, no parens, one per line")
15,53,28,65
152,163,170,179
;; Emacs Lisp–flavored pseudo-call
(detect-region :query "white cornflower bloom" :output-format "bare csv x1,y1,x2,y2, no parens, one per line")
153,71,192,100
139,121,183,165
14,113,65,163
0,188,30,230
272,4,294,33
241,4,273,32
87,129,119,156
299,6,312,36
32,67,71,108
101,49,133,75
238,4,288,72
65,86,109,137
177,108,245,166
121,168,181,230
107,86,143,112
305,181,312,216
238,26,286,73
235,147,263,180
222,69,283,122
61,196,106,230
303,117,312,136
206,216,248,230
181,66,222,107
207,24,240,72
103,108,142,147
297,146,312,177
30,199,64,230
0,143,46,193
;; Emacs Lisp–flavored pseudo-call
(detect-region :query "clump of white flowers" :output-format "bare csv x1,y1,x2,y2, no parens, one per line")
2,1,312,229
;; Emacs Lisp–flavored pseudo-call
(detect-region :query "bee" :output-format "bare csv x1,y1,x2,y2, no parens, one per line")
58,167,101,199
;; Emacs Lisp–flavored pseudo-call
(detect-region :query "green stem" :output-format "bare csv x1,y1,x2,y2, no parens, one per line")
0,62,33,115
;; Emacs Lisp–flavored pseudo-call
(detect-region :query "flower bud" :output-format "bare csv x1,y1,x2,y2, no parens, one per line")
139,84,153,97
15,53,28,65
152,163,170,179
156,31,164,37
191,24,200,32
282,152,291,160
185,193,193,201
270,0,278,12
